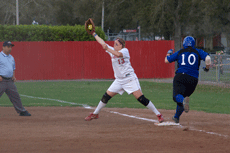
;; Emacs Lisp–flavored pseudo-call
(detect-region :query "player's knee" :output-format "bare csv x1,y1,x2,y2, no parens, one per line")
174,94,184,103
173,97,183,106
101,92,112,104
137,95,149,106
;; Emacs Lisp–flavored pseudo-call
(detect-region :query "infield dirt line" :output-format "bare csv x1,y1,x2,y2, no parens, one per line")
20,94,229,138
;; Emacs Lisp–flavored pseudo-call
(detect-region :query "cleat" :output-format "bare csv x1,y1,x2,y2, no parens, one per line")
85,113,99,121
172,116,179,123
19,111,31,116
183,97,190,113
157,114,164,123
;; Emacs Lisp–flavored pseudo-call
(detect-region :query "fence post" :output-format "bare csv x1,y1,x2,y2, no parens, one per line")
217,55,220,82
138,26,141,40
107,29,110,40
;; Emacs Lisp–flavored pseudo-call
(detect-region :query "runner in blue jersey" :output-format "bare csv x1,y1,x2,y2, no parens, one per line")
164,36,211,123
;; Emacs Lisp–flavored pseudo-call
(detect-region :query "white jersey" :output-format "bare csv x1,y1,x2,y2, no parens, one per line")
106,45,135,79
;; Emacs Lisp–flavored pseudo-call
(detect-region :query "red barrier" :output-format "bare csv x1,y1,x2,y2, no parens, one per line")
0,41,174,80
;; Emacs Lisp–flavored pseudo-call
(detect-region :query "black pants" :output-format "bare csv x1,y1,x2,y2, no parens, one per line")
173,73,198,104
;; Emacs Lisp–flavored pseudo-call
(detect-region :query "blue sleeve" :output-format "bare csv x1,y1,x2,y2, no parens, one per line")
196,49,209,61
167,51,179,63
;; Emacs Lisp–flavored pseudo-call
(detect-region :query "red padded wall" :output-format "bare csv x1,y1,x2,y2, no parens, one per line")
0,41,174,80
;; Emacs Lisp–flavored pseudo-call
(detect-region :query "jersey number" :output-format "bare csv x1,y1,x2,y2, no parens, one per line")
118,58,125,64
181,54,196,65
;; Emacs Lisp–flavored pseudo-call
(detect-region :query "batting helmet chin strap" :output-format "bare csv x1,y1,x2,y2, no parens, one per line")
137,95,149,106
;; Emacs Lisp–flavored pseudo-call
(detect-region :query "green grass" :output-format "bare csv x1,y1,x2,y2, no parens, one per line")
0,80,229,114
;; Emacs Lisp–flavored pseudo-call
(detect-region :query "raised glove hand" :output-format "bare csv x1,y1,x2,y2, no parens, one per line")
167,49,173,55
85,18,95,35
203,67,209,72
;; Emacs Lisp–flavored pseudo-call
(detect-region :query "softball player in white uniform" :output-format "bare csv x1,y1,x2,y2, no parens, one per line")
85,32,164,123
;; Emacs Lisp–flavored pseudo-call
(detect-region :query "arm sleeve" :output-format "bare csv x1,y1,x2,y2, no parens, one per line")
198,49,209,61
119,48,130,58
167,51,179,63
105,44,114,57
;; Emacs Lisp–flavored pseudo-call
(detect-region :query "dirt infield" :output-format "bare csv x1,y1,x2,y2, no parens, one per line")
0,107,229,153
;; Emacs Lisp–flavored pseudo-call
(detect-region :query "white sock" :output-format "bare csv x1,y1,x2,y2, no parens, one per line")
147,101,160,115
93,101,106,114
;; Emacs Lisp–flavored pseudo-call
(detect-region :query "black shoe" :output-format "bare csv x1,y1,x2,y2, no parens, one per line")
19,111,31,116
172,117,179,123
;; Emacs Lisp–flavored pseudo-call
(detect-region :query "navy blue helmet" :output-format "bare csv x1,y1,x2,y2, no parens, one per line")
183,36,195,48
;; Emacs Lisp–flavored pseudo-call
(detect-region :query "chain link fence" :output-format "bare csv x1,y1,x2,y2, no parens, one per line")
106,32,139,41
199,54,230,83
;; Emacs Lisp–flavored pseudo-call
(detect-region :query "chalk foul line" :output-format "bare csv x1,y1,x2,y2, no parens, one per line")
109,111,228,138
20,94,228,138
109,111,159,123
20,94,92,109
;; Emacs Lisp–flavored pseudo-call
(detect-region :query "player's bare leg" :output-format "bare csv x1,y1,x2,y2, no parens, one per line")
85,90,117,121
132,89,164,123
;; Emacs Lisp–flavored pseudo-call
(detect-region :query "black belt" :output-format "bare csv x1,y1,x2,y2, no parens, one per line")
0,76,12,80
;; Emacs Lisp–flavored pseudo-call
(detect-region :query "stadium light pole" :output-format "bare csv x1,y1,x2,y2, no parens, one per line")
16,0,19,25
101,1,104,31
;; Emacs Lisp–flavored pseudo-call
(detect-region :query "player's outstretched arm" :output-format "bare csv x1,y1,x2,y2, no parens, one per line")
92,32,122,57
102,44,123,57
92,32,105,45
